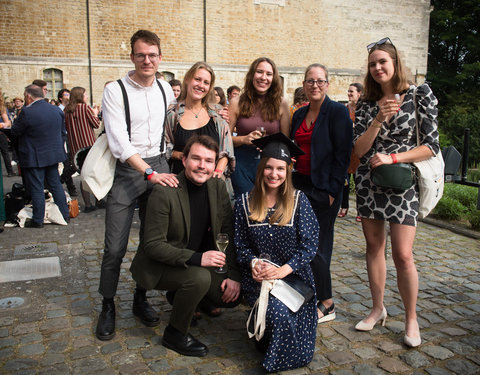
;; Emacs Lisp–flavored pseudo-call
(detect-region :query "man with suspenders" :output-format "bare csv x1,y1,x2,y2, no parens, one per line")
96,29,177,340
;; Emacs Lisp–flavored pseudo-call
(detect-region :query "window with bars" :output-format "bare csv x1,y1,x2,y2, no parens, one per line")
43,68,63,100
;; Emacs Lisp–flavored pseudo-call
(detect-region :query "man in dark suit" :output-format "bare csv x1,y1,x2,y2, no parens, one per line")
11,84,69,227
130,135,241,357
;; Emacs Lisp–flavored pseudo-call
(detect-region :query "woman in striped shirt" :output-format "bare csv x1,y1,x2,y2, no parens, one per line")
64,86,100,213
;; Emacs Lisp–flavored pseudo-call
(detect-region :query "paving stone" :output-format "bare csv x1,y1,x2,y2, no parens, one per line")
19,332,42,344
425,367,452,375
3,358,38,371
457,320,480,333
353,364,387,375
101,342,122,354
445,358,480,375
12,322,37,336
330,370,355,375
18,343,45,356
147,359,170,372
72,357,108,375
377,357,412,373
46,309,67,319
467,352,480,366
165,369,192,375
70,345,99,360
126,337,151,350
421,345,455,360
351,346,380,359
38,363,71,375
111,352,142,367
47,340,68,353
0,337,18,349
141,345,167,359
40,353,65,366
440,327,468,336
118,362,150,374
441,341,474,355
307,353,330,371
375,340,404,353
193,362,223,375
0,316,14,326
325,351,356,365
0,327,9,338
72,316,93,327
399,350,432,368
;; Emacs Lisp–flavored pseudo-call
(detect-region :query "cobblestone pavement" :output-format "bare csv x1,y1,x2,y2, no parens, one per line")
0,181,479,374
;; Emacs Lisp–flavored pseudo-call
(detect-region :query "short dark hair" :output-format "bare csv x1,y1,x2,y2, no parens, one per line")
227,85,240,96
25,84,44,99
169,79,181,87
130,29,161,55
183,135,219,161
57,88,70,101
32,79,47,88
350,83,363,93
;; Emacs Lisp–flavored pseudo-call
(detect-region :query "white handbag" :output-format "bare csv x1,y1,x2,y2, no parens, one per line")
413,87,445,219
80,133,116,200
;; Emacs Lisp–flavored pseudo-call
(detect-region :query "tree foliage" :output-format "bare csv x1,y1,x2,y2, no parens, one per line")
427,0,480,164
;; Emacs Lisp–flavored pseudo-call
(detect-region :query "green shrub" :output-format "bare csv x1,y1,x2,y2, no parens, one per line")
433,196,466,220
467,208,480,230
467,169,480,184
443,183,477,207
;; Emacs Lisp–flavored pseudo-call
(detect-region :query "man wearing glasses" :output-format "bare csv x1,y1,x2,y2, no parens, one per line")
96,29,177,341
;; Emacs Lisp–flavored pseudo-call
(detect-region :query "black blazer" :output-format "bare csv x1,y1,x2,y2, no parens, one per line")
291,96,353,198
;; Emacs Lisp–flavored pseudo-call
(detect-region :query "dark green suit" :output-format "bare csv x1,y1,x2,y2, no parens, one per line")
130,171,240,333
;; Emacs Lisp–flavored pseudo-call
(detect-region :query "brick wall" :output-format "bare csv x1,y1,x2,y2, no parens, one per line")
0,0,431,103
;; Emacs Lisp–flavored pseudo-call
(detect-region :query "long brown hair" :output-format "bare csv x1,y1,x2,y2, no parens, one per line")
64,87,85,113
178,62,216,107
238,57,283,122
363,43,409,101
248,158,295,226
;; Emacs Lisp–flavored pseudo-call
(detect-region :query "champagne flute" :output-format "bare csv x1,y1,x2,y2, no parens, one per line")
215,233,229,274
259,253,271,270
254,127,266,159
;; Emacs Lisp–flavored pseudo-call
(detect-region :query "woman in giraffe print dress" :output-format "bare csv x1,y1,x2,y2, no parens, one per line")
352,38,440,348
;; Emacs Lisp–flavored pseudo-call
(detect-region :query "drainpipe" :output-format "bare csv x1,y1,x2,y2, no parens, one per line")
203,0,207,61
86,0,93,105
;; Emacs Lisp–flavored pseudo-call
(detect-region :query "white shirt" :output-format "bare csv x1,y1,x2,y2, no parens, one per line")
102,71,176,163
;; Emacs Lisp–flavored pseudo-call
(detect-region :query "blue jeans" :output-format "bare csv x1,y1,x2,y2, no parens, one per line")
23,164,69,224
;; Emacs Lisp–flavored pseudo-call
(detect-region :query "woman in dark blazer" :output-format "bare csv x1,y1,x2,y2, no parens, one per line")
290,63,352,324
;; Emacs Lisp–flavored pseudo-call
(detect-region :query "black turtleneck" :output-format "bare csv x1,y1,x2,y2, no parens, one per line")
186,178,213,266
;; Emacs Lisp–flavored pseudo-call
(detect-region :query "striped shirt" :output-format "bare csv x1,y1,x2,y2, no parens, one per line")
65,103,100,158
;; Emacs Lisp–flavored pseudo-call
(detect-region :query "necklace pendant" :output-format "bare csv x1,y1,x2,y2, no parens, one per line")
195,114,198,118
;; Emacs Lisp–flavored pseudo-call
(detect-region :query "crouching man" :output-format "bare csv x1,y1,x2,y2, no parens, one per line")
130,135,241,357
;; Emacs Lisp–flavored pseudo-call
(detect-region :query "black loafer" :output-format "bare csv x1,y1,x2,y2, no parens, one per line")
162,325,208,357
24,220,44,228
96,300,115,340
132,292,160,327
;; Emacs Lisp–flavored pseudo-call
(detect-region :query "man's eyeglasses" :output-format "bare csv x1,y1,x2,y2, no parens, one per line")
367,37,394,53
304,79,328,87
133,53,160,62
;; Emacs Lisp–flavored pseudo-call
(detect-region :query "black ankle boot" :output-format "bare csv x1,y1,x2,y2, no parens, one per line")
132,291,160,327
96,299,115,340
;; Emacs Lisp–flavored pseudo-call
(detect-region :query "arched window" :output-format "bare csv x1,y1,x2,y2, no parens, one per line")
43,68,63,100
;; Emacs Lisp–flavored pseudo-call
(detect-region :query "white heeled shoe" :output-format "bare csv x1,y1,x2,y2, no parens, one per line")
404,334,421,347
355,307,387,331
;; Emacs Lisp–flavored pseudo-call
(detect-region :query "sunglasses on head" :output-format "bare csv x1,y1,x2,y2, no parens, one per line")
367,37,395,53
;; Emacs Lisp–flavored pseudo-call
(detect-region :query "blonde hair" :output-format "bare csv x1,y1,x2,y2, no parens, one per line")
178,61,215,107
248,158,296,226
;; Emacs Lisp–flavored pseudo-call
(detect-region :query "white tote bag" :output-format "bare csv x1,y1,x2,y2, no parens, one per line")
413,88,445,219
80,134,116,200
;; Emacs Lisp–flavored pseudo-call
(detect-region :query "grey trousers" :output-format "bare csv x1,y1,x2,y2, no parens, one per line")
154,266,240,334
98,155,169,299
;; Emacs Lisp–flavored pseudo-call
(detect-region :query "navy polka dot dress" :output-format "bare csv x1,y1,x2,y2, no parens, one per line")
234,190,319,373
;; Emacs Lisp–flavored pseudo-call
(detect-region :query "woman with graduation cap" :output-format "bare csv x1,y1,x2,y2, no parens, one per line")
233,133,319,373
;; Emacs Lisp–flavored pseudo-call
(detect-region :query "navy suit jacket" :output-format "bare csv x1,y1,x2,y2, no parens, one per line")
291,96,353,199
11,99,67,168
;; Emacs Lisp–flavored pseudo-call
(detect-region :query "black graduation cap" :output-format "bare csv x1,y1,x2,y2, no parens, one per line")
251,132,305,164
